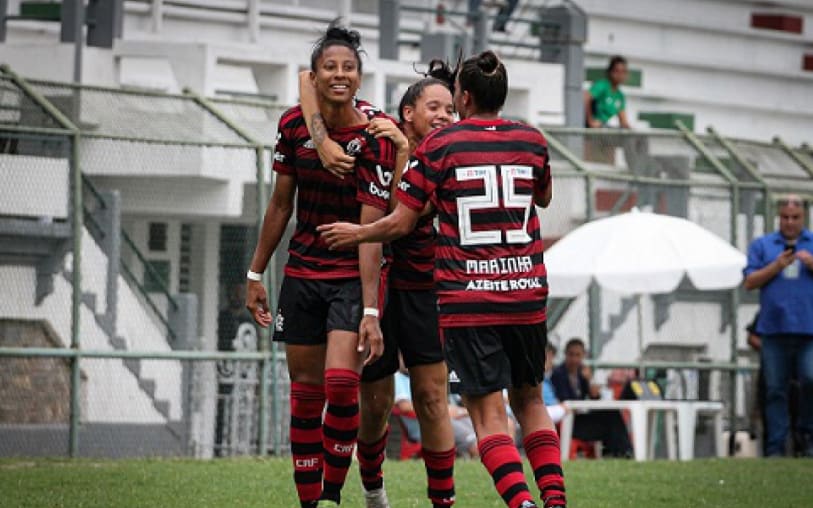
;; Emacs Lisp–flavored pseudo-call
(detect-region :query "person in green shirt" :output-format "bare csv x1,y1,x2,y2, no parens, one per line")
585,56,631,128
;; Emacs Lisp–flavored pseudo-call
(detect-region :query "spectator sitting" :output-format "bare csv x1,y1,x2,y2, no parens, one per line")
550,338,633,457
395,370,482,458
585,56,631,129
543,343,569,424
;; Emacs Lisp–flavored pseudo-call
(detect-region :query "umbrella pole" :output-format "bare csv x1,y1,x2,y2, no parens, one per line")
636,294,645,379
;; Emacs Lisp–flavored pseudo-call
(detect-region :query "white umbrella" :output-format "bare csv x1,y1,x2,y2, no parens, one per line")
544,208,747,369
545,208,746,298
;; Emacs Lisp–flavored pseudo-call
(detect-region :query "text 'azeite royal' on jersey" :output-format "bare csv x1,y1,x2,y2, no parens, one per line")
396,117,552,328
273,105,396,279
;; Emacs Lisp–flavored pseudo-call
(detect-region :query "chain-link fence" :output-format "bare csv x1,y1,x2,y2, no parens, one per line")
1,65,811,459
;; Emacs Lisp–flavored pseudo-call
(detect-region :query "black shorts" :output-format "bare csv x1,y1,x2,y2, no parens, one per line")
272,275,361,345
361,288,444,383
443,322,547,396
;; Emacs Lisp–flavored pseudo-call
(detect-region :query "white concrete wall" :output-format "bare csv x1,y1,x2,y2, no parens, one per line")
579,0,813,144
0,155,69,219
0,223,182,422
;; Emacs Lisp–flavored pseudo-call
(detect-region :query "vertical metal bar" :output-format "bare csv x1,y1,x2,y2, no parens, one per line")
0,0,8,42
267,170,282,457
585,174,601,362
255,146,271,456
728,183,741,456
69,131,83,457
73,0,84,84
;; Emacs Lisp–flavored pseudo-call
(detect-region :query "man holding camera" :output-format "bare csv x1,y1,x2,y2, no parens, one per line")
744,195,813,457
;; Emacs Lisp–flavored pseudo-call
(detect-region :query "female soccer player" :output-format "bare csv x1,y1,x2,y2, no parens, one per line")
300,61,459,508
245,24,396,508
318,51,567,508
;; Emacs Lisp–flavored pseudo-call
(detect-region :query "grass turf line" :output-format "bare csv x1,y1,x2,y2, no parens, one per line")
1,457,812,507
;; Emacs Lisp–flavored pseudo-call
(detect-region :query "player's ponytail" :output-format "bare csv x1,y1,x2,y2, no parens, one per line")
457,50,508,113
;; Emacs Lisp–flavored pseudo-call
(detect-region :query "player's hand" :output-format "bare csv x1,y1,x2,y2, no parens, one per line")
358,315,384,366
317,222,362,249
246,280,273,328
317,137,355,178
775,248,796,269
796,249,813,270
588,119,602,128
367,118,409,152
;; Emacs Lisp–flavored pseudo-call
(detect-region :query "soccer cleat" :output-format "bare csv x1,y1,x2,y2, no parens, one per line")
519,501,539,508
363,486,390,508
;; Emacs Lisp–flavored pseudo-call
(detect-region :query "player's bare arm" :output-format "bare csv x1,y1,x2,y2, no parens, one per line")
318,201,420,249
245,173,296,327
299,70,355,176
357,204,387,366
535,180,553,208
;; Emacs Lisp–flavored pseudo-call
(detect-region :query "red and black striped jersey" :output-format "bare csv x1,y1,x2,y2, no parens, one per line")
273,105,396,279
357,99,436,291
396,117,551,327
389,214,436,291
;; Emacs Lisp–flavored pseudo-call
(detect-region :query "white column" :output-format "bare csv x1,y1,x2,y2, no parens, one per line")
247,0,260,43
151,0,163,33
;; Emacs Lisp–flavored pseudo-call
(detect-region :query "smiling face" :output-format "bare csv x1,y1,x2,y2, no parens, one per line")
312,44,361,106
403,84,454,140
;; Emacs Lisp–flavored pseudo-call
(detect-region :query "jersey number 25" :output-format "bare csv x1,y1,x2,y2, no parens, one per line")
455,165,534,247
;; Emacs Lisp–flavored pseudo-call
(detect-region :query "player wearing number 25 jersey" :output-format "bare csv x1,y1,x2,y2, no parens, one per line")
318,50,566,508
397,117,550,329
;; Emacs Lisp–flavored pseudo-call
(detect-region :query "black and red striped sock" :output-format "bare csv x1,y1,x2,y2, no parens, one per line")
523,430,566,507
479,434,536,508
321,368,360,504
423,447,456,507
290,382,326,508
357,425,389,492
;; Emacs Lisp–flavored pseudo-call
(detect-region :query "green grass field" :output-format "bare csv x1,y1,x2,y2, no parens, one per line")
1,457,811,507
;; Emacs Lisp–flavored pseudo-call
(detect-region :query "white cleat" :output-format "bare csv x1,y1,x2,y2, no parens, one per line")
363,487,390,508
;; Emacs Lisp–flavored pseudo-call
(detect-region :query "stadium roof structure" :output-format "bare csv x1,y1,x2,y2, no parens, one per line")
539,124,813,214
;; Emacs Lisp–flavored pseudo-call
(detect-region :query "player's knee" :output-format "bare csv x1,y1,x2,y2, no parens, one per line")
509,388,543,420
361,386,394,423
412,384,447,422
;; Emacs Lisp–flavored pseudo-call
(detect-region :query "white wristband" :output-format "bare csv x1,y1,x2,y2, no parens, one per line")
363,307,380,318
246,270,263,282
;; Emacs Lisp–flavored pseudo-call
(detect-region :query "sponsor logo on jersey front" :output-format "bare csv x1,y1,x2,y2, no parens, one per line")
465,277,543,292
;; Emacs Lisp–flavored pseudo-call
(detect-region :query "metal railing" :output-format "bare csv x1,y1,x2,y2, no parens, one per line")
1,64,812,459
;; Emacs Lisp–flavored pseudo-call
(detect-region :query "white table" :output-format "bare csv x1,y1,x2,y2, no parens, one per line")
558,399,724,462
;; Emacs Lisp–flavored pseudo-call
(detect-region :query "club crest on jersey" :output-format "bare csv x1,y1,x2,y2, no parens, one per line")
346,137,364,156
302,139,315,150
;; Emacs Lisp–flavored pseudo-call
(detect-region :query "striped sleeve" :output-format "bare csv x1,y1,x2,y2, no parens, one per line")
397,141,441,212
356,135,396,211
532,133,551,201
272,110,297,175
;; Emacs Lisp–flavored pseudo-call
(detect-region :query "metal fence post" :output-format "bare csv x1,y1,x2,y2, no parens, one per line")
255,145,271,457
1,65,85,458
69,131,82,457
